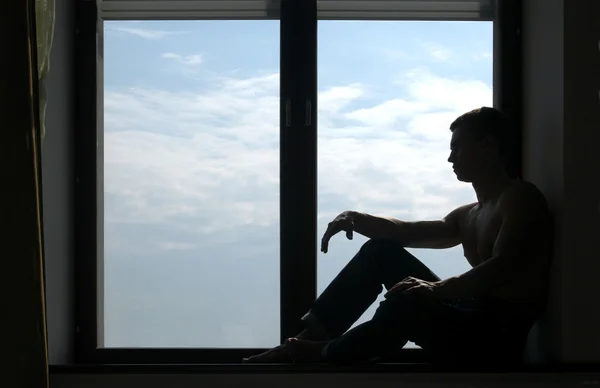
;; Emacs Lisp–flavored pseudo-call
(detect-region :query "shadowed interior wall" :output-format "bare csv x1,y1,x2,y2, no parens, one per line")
521,0,600,364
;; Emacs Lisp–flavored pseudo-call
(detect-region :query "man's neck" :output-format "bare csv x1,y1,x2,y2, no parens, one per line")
472,170,513,205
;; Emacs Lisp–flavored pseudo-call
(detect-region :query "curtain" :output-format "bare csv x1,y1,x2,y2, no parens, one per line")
34,0,54,386
2,0,50,387
35,0,55,141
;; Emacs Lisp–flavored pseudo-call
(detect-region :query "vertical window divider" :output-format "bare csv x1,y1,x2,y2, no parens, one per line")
494,0,522,178
279,0,318,342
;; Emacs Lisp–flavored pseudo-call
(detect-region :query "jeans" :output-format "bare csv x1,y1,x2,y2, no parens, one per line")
304,239,534,364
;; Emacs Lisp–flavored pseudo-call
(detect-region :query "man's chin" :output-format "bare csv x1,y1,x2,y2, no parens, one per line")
454,171,471,183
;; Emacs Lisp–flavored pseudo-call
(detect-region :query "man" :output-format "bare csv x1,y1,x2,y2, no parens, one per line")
244,107,553,365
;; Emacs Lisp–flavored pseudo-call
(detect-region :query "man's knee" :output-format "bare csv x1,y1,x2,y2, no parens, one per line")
362,238,403,251
359,239,407,263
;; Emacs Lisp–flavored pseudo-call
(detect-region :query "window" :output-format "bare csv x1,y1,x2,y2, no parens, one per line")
102,20,281,349
316,20,493,348
75,0,521,364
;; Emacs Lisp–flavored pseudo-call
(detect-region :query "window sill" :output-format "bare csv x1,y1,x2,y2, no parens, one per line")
50,362,600,375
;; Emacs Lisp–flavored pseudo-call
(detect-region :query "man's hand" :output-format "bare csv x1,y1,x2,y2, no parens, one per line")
384,276,461,299
320,211,355,254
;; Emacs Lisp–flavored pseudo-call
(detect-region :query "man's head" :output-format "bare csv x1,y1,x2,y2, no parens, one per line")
448,107,513,183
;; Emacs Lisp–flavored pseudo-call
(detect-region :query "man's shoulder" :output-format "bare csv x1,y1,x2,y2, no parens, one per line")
500,179,551,217
446,202,478,220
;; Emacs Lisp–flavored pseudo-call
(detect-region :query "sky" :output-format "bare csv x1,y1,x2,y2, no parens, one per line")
101,20,493,349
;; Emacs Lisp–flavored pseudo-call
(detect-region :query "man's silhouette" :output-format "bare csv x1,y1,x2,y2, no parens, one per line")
244,107,552,365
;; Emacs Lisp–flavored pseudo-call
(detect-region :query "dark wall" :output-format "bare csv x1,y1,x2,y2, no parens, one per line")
559,0,600,362
522,0,600,363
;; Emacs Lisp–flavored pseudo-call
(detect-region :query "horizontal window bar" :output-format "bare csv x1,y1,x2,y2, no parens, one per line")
98,0,494,21
318,0,494,20
99,0,281,20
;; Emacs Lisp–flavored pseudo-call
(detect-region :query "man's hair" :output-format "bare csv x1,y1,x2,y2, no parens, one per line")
449,106,513,161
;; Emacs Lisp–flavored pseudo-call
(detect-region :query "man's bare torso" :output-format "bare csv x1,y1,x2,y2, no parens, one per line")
457,180,552,318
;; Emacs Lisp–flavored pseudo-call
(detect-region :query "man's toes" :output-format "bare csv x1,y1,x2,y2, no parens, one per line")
242,342,294,363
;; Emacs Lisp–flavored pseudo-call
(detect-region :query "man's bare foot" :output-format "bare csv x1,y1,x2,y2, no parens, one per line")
286,338,328,362
242,338,329,364
242,340,294,363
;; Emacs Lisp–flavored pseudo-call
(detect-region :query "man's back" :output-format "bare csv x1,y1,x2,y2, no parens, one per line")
456,179,553,318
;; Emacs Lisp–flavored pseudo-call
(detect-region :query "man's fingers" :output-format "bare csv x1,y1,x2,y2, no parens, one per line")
403,286,418,294
384,287,403,298
384,284,420,298
383,278,415,298
384,283,406,298
344,219,354,240
320,225,331,252
321,240,329,253
320,221,341,253
320,218,354,253
320,234,329,253
320,228,335,253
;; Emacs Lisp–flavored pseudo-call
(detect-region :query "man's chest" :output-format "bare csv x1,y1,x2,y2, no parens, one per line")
460,205,503,265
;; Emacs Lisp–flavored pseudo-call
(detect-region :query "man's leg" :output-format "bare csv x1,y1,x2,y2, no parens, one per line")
321,294,533,365
302,239,440,339
319,292,436,364
243,239,439,363
416,298,534,366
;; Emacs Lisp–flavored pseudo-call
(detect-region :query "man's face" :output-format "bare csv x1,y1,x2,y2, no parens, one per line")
447,126,496,182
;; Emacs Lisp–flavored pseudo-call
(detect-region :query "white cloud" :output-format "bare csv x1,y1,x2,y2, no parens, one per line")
318,84,364,114
422,42,453,62
106,26,182,40
401,69,491,112
103,68,491,240
420,42,492,65
158,242,197,251
472,52,492,61
344,99,428,126
162,53,204,66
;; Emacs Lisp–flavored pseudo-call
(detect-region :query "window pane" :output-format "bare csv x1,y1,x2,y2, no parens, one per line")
317,21,493,347
102,20,280,348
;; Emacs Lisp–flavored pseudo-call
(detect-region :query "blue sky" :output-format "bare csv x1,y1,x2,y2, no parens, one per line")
101,20,492,348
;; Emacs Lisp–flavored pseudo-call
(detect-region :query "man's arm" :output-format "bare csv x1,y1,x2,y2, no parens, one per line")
349,203,475,249
438,183,550,298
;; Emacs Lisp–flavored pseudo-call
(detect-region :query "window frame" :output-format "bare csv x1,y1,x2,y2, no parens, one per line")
73,0,522,365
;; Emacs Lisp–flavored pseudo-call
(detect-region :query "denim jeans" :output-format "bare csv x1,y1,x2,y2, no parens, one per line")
303,239,534,364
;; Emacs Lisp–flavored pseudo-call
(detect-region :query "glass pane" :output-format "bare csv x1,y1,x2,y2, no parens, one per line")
317,21,493,347
102,20,280,348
